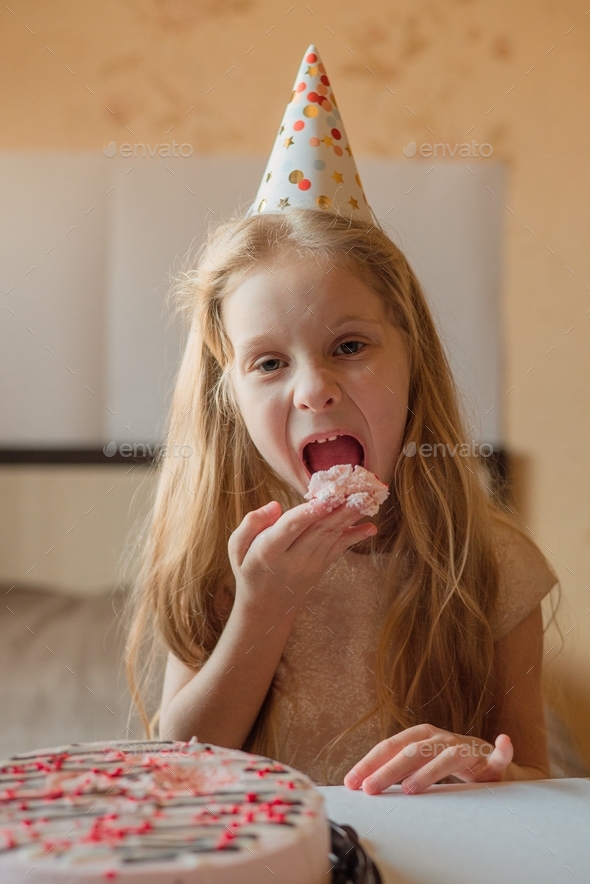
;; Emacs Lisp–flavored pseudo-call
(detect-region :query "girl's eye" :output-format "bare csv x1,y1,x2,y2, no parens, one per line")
336,339,365,356
257,358,284,373
254,340,365,373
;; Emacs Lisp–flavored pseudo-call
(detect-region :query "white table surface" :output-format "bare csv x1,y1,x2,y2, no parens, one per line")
319,778,590,884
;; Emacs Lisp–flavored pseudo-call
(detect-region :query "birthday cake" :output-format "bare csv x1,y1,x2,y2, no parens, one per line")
304,464,390,517
0,738,331,883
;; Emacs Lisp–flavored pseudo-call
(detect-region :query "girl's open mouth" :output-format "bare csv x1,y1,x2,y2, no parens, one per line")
302,435,365,476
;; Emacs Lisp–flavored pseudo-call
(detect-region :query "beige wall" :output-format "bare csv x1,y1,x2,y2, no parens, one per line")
0,465,157,596
1,1,588,762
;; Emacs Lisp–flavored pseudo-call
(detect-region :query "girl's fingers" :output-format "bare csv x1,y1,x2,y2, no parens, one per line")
400,744,470,794
231,499,375,575
230,499,352,567
297,502,369,544
355,740,434,795
344,725,434,789
228,502,282,567
262,500,362,558
482,734,514,777
402,735,513,795
325,521,377,559
345,728,514,796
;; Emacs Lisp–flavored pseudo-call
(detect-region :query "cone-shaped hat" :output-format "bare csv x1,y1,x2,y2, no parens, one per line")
246,44,374,223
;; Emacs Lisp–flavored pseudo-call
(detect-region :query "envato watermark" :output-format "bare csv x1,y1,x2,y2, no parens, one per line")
103,140,194,158
403,441,494,458
103,741,195,760
403,141,493,158
103,441,193,458
402,740,494,759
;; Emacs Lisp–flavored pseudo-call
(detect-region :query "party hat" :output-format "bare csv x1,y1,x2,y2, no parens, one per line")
246,44,375,223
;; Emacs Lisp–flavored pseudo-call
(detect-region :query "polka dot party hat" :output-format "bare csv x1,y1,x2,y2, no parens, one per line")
246,44,375,223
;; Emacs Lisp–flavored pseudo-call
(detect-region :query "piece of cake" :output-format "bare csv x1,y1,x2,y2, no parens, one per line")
0,738,331,883
304,464,389,517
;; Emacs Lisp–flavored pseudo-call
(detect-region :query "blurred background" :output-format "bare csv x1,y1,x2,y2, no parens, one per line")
0,0,588,774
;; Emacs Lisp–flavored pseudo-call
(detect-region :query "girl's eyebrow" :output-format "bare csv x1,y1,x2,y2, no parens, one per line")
238,315,382,354
329,314,382,329
237,333,278,355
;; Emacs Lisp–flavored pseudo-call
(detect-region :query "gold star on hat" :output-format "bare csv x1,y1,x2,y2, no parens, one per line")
246,44,375,223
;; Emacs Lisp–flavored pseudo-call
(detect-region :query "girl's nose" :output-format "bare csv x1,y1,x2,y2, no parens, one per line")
292,364,342,411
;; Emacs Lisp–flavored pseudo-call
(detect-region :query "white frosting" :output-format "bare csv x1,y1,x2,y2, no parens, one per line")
0,739,331,883
304,464,389,517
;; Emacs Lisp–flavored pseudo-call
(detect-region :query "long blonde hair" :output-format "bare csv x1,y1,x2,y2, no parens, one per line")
123,207,561,775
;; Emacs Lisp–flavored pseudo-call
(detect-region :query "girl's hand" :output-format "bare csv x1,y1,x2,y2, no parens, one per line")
228,499,377,616
343,724,514,794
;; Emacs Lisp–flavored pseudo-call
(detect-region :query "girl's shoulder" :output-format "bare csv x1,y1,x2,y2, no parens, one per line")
489,512,559,642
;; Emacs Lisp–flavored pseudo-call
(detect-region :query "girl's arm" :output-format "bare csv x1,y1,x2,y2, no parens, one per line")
160,499,376,747
158,596,298,747
490,602,551,780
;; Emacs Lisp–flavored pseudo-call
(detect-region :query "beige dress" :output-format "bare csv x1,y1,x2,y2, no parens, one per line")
249,519,558,785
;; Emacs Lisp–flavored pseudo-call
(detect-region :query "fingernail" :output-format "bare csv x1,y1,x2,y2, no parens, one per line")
404,778,418,793
346,774,360,789
363,776,378,792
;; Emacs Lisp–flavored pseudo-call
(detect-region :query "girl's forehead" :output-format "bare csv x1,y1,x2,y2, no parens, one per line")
222,273,396,364
225,257,384,317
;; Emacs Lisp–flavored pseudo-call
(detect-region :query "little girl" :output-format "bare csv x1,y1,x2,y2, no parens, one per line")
124,46,561,794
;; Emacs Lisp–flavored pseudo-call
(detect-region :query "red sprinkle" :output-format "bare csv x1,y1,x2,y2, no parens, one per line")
214,830,236,850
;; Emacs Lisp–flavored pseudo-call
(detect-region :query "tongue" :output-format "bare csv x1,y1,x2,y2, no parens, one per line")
304,435,364,474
